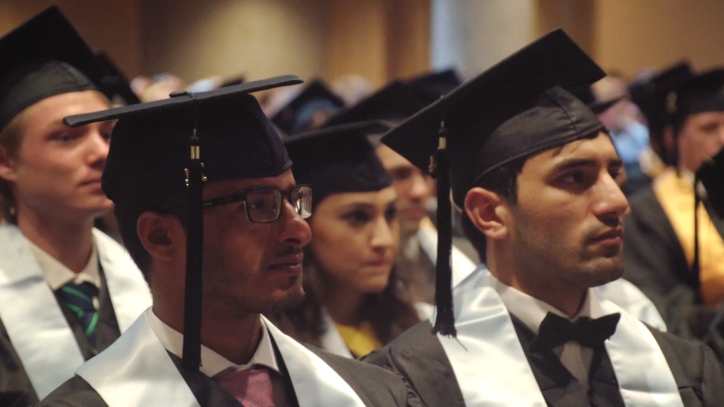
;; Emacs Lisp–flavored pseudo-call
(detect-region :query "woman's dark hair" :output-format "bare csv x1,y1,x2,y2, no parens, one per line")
461,157,527,263
268,246,420,352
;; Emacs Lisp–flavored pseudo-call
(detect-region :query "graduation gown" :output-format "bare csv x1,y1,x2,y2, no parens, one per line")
366,319,724,407
623,178,724,339
365,266,724,407
37,312,422,407
0,224,151,407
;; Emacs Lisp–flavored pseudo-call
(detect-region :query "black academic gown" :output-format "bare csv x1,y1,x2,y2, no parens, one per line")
37,340,422,407
365,319,724,407
0,267,121,407
623,185,724,339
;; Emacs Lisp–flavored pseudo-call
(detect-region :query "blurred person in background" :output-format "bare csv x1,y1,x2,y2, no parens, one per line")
0,8,151,406
625,66,724,340
269,121,423,358
593,73,652,194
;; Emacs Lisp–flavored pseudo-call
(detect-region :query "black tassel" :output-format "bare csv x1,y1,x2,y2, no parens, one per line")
432,122,456,337
182,100,204,370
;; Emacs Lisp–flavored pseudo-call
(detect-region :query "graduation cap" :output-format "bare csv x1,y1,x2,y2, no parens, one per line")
665,68,724,123
221,76,245,88
64,75,303,370
285,121,393,206
629,62,694,133
0,6,109,130
95,51,142,106
406,69,463,105
323,80,428,130
271,80,345,135
381,29,606,336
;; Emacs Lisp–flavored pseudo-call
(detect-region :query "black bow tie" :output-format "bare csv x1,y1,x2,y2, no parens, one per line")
529,312,621,353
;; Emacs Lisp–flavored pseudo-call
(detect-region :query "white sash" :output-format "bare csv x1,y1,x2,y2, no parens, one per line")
92,229,152,332
319,311,354,359
436,265,683,407
593,278,667,331
263,318,366,407
0,223,151,399
77,311,200,407
78,311,366,407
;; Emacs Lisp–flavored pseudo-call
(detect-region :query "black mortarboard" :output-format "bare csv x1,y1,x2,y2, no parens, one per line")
285,121,393,206
96,51,142,106
666,69,724,123
629,62,694,133
0,6,107,130
406,69,463,105
64,75,302,370
271,80,345,135
381,29,606,336
323,81,427,129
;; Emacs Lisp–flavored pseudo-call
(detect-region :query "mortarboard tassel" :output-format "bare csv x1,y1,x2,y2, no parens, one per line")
182,93,204,370
431,120,456,337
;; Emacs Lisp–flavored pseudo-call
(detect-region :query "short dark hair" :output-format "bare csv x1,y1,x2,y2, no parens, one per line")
461,157,527,263
114,188,187,278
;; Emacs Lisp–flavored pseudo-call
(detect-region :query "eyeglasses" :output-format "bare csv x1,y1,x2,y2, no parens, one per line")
202,185,313,223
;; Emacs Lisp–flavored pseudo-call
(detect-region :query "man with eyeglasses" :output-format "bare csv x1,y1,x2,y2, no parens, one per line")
37,77,421,406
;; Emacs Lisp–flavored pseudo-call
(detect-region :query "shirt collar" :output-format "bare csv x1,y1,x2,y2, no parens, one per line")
147,309,280,378
489,273,606,334
27,238,100,291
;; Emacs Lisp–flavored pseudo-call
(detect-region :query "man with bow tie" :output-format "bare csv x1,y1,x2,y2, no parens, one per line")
365,30,724,407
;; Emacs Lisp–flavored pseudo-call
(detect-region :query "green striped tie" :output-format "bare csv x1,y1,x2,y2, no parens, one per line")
57,282,99,345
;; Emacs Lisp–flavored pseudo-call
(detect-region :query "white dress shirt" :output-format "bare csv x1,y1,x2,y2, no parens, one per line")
28,240,101,308
490,274,609,393
147,310,289,405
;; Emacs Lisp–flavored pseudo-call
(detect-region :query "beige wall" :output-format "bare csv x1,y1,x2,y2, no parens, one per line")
140,0,328,83
595,0,724,78
0,0,143,77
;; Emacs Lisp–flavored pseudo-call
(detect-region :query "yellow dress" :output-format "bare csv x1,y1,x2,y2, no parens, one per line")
334,321,383,358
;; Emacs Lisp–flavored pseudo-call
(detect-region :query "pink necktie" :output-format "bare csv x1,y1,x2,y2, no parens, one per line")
214,367,276,407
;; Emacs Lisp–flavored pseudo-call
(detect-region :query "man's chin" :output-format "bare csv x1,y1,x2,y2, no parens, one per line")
264,284,306,315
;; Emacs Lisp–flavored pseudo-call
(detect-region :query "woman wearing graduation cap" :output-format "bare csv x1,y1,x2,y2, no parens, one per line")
269,120,423,358
366,30,724,406
0,7,151,406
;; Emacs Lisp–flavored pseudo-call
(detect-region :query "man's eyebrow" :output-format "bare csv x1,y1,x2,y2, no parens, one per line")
551,157,624,171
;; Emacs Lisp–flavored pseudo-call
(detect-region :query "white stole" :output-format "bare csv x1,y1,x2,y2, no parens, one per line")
436,265,683,407
320,311,354,358
78,311,367,407
0,223,151,399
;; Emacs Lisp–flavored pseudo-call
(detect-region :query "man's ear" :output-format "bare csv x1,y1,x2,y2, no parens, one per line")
137,212,181,261
0,146,18,183
464,187,510,241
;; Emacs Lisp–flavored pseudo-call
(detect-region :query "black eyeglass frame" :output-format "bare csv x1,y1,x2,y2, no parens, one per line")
201,184,312,223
